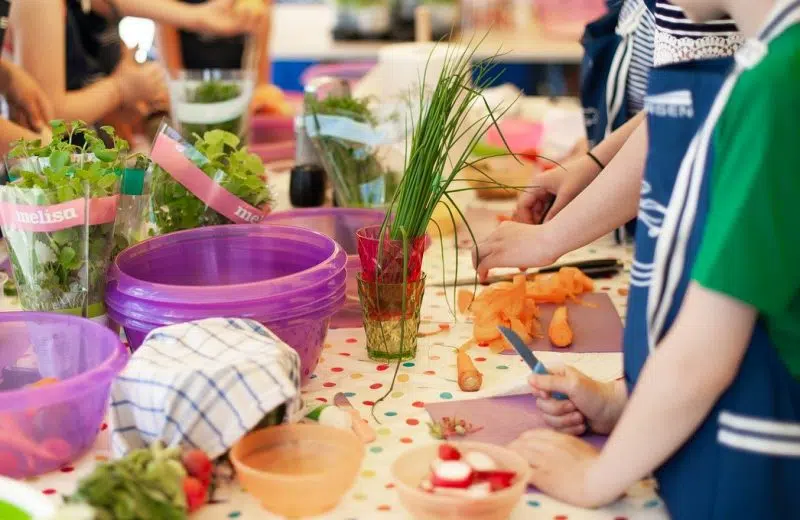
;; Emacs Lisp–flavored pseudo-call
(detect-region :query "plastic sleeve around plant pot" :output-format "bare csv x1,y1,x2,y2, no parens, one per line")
148,123,270,228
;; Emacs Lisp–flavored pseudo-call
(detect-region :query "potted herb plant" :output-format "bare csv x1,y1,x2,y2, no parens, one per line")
168,69,255,140
357,41,517,413
0,121,126,320
305,92,399,208
147,124,272,235
421,0,460,37
335,0,392,37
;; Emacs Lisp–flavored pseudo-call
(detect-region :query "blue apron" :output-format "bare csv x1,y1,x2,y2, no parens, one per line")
625,4,800,519
580,0,624,149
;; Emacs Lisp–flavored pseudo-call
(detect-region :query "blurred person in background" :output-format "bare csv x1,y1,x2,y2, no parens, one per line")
0,0,53,152
9,0,265,142
158,0,272,86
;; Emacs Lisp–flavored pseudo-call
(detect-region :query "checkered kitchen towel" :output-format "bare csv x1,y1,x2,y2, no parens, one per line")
110,318,301,459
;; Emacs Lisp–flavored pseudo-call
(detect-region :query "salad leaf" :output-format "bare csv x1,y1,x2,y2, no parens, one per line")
180,80,243,137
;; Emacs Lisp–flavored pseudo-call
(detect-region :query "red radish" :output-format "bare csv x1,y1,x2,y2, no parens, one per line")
438,444,461,461
476,470,516,492
182,449,213,486
183,475,208,513
431,460,473,489
464,451,496,472
432,487,471,497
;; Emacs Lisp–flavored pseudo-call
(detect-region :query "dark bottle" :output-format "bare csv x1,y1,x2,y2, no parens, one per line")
289,115,326,208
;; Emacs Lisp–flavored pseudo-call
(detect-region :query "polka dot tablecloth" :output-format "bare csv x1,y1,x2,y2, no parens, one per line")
2,229,670,519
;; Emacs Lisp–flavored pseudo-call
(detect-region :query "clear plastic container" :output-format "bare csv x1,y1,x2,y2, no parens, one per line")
0,313,128,478
168,69,255,139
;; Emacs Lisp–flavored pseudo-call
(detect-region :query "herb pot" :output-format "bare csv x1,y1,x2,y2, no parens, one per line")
356,224,427,284
0,146,121,319
357,273,425,361
147,123,272,235
354,4,391,36
168,69,255,140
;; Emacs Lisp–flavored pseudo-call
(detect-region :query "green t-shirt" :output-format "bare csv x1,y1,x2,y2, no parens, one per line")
693,25,800,380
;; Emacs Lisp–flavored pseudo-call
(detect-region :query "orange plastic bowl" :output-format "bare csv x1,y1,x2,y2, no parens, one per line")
391,442,531,520
230,424,364,517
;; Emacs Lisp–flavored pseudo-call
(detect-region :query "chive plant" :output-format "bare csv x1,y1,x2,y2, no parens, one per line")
368,39,522,419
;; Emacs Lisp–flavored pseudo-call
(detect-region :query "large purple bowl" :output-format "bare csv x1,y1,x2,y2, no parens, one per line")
108,291,345,383
106,225,347,384
0,313,128,478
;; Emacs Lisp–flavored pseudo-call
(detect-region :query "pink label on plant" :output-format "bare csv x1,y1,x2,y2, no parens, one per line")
0,195,118,232
151,133,270,224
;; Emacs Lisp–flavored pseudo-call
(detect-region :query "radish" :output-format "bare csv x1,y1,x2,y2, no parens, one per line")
430,460,473,489
475,470,516,491
467,482,492,498
438,444,461,461
464,451,496,472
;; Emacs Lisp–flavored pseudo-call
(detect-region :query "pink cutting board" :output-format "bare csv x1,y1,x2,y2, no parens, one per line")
517,292,623,354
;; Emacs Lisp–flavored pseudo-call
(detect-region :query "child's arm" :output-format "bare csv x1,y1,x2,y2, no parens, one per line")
512,284,756,508
0,119,45,155
516,111,646,224
474,118,647,275
91,0,265,36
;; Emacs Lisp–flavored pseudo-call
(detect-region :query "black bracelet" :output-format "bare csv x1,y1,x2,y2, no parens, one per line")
587,150,606,171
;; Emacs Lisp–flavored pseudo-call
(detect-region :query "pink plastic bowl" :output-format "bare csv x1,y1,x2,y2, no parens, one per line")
0,313,128,478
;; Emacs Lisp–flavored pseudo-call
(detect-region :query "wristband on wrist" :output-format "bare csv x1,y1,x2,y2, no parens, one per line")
586,150,605,171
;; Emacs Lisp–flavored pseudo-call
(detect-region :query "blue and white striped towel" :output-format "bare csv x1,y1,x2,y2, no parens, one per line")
110,318,301,459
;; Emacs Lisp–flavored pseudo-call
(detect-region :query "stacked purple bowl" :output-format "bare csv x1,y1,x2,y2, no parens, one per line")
105,225,347,383
0,313,128,477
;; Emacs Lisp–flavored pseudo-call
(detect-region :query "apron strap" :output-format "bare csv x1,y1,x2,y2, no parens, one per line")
647,1,800,349
604,2,647,137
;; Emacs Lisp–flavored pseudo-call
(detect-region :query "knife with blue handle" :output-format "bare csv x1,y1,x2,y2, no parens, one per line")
498,326,568,400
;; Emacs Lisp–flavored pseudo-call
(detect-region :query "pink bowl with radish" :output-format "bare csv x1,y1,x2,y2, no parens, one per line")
392,442,531,520
0,313,128,478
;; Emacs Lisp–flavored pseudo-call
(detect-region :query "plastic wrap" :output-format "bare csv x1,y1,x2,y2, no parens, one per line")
146,123,272,235
305,95,402,208
0,156,119,318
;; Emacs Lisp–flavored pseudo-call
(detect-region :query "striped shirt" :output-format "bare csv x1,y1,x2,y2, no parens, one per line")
651,1,743,66
621,0,655,114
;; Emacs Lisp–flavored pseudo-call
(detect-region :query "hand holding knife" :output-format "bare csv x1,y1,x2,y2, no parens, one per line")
497,326,568,400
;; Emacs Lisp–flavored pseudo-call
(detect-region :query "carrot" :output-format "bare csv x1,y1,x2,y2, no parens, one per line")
548,306,573,347
28,377,59,388
457,350,483,392
457,289,474,314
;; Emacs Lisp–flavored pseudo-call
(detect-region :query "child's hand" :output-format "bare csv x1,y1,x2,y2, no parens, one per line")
195,0,266,36
471,221,559,281
509,429,618,508
529,366,625,435
1,61,54,132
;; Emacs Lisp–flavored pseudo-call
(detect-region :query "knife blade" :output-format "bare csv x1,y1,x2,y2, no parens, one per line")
432,258,622,287
497,326,567,400
333,392,376,443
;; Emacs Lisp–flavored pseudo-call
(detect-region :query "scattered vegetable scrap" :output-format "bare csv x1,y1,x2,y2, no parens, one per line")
458,267,595,352
417,323,451,338
27,377,59,389
419,444,517,497
428,417,484,440
548,306,573,348
456,345,482,392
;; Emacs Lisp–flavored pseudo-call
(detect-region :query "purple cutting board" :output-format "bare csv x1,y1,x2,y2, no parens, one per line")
426,394,607,448
502,292,623,354
426,394,607,491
